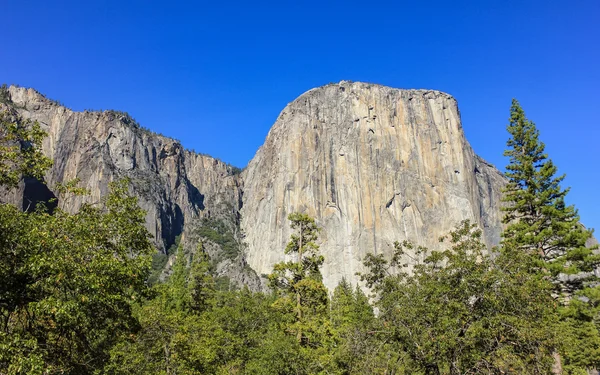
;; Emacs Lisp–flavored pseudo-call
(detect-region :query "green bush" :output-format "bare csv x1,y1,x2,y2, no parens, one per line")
195,218,239,262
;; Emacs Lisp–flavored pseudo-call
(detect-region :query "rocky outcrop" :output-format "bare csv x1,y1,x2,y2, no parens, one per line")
241,81,507,290
2,86,260,290
2,82,512,291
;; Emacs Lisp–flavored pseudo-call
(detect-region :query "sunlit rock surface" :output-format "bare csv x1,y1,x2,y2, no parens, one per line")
241,82,506,289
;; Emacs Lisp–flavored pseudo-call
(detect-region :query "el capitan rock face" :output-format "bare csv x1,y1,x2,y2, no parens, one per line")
2,82,508,290
240,81,506,289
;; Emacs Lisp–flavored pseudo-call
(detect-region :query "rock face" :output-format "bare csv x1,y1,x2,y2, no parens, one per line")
2,86,260,290
241,82,507,290
2,82,510,291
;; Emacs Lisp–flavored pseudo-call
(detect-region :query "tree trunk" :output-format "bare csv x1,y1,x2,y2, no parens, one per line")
296,222,303,343
164,344,172,375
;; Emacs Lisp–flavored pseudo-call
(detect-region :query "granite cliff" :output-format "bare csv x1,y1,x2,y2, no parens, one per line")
241,81,506,289
1,82,509,290
1,85,260,289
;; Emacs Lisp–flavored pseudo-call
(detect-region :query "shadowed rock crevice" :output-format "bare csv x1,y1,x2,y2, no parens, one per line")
22,177,57,213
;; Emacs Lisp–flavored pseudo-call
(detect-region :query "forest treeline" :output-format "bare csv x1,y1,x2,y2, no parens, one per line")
0,101,599,374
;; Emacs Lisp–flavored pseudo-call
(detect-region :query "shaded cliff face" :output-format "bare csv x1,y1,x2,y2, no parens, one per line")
241,81,506,289
3,86,259,289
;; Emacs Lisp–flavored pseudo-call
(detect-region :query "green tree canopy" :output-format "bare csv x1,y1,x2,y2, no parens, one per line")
502,99,597,278
0,180,153,374
268,213,328,344
361,221,557,375
502,99,600,374
0,110,52,189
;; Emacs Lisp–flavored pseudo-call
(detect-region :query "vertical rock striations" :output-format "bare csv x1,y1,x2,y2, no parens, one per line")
241,81,506,290
2,82,511,291
2,86,259,289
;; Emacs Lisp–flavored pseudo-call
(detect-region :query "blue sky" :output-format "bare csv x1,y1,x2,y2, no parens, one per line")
2,1,599,232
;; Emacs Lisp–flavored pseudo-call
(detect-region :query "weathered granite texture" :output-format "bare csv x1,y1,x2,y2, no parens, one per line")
240,81,507,290
2,86,260,290
2,82,514,291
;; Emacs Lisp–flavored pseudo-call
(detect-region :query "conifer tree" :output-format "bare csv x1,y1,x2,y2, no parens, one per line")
188,242,215,313
502,99,598,279
330,279,379,374
502,100,600,373
268,213,329,345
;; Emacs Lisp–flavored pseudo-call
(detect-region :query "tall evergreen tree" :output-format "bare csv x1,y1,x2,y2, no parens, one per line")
268,213,328,344
502,100,600,373
188,242,216,313
330,279,380,374
502,99,598,279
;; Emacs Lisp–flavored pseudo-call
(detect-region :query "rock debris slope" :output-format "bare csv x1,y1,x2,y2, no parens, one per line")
241,81,506,290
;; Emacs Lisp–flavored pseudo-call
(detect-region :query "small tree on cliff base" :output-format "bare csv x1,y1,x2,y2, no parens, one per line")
502,99,597,280
268,213,329,346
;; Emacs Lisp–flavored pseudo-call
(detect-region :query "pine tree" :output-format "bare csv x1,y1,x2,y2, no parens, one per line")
502,99,598,279
330,278,355,329
188,242,215,313
330,279,379,374
502,100,600,373
268,213,329,345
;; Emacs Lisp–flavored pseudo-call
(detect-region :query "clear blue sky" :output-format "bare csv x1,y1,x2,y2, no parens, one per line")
2,1,599,232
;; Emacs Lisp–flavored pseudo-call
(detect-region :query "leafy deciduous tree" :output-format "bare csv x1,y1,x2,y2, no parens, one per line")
0,180,153,374
0,110,52,189
361,221,557,375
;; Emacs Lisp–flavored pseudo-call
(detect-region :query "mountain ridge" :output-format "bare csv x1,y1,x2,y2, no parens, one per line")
1,84,259,289
3,82,510,290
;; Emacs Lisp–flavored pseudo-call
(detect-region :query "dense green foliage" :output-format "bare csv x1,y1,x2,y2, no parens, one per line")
195,218,240,262
0,111,52,188
148,235,182,286
502,99,598,279
501,100,600,373
361,222,558,374
0,112,150,374
106,214,379,375
0,180,153,374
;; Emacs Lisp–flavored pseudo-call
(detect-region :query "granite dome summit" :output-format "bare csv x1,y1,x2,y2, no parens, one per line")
241,81,506,289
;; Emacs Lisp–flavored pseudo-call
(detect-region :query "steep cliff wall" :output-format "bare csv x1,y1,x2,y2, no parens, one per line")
2,86,259,289
2,82,511,291
241,81,507,289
